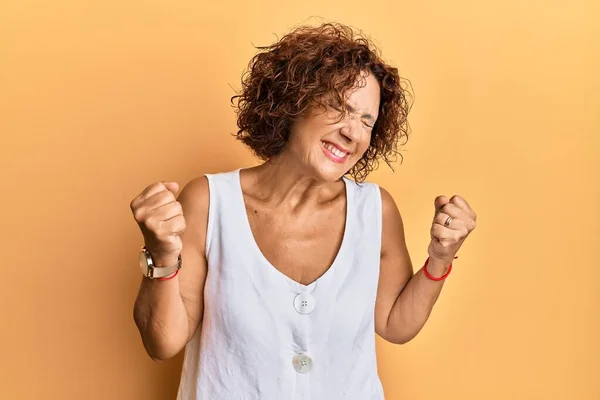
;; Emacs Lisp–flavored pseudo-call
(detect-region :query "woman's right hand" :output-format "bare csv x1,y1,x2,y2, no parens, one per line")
130,181,186,266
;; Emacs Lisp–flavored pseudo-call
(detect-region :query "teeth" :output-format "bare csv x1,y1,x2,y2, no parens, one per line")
323,142,347,158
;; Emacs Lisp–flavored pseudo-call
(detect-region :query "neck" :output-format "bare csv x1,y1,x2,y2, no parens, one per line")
248,152,341,209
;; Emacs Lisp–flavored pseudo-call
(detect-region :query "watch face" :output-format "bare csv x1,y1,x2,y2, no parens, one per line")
139,249,150,276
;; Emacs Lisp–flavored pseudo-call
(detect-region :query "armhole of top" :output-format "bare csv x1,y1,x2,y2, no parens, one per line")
372,183,383,246
203,174,214,259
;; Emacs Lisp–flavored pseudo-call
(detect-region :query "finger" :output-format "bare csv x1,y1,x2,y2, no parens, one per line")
131,183,164,211
163,181,180,195
439,202,469,221
434,212,464,230
434,195,449,213
152,201,183,221
449,195,473,214
449,196,477,223
431,224,456,245
164,214,186,235
136,181,178,203
139,182,169,199
144,190,177,211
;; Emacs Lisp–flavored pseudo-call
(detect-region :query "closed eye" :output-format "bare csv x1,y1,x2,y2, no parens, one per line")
346,102,376,129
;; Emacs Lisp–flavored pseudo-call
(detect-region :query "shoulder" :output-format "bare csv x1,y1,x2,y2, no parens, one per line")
177,168,237,208
376,186,406,253
177,176,210,228
350,180,398,218
173,175,213,256
378,186,400,219
178,176,209,206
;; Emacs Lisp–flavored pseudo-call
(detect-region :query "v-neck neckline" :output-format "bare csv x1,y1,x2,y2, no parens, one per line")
234,168,352,292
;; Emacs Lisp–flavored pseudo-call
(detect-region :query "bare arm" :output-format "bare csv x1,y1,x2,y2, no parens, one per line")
132,176,210,361
374,188,451,344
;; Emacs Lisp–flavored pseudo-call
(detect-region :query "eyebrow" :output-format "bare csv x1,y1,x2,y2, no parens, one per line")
346,102,376,123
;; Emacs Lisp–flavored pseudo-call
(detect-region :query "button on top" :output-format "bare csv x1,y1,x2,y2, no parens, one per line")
293,293,316,314
292,353,313,373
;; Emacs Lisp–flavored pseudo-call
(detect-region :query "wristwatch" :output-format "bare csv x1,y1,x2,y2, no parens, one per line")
138,246,182,279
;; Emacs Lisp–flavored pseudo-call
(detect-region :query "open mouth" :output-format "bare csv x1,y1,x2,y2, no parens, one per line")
321,141,350,163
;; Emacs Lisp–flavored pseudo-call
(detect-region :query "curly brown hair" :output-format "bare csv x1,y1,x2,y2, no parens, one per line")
231,22,412,182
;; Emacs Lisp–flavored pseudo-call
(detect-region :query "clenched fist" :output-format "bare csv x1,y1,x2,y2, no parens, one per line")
427,195,477,264
130,181,186,265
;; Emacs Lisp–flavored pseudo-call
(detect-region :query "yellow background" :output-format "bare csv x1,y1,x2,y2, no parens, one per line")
1,0,598,399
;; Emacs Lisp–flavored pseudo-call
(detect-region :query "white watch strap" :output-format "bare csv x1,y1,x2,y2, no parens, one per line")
147,252,182,279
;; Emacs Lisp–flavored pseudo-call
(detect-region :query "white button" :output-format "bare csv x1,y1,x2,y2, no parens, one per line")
292,353,313,373
293,293,316,314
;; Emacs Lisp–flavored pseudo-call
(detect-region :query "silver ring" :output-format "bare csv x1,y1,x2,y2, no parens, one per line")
444,216,453,227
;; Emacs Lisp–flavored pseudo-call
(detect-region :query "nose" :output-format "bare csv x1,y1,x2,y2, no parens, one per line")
339,114,361,143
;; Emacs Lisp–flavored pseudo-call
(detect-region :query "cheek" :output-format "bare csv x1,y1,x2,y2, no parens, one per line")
287,128,313,156
355,132,372,157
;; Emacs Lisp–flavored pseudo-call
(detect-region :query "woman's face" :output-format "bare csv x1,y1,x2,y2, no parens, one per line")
283,72,381,182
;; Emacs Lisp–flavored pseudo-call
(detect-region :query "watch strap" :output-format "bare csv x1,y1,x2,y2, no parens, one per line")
149,254,182,278
142,247,182,279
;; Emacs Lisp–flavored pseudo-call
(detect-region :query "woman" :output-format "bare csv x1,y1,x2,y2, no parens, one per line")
130,22,477,400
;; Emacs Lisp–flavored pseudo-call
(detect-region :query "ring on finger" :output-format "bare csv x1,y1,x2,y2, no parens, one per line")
444,216,453,227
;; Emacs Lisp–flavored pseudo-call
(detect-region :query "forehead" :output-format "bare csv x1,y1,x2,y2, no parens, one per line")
346,72,380,115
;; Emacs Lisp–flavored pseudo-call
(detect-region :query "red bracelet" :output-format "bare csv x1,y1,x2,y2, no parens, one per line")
158,269,179,281
422,256,456,281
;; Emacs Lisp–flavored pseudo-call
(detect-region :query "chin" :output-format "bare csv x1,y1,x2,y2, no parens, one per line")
312,161,352,183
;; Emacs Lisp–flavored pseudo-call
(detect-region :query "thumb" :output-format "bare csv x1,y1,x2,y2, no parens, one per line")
434,195,449,213
162,181,180,195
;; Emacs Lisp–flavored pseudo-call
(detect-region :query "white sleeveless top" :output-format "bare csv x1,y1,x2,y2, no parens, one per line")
176,169,384,400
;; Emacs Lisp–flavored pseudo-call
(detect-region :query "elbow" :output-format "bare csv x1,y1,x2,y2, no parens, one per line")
133,307,186,362
139,332,186,362
378,325,418,345
380,331,413,345
147,349,177,362
386,334,415,345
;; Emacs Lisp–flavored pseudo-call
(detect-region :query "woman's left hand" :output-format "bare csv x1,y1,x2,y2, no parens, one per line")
427,195,477,264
